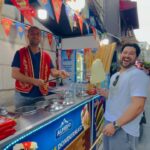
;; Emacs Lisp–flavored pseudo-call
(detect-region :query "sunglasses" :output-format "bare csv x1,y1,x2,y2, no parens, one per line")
113,75,120,86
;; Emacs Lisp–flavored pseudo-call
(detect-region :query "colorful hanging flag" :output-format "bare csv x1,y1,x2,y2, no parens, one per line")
84,48,91,55
15,22,25,39
41,0,47,4
38,0,54,19
0,0,4,22
81,2,89,19
91,26,96,40
51,0,63,23
65,5,74,31
66,49,73,60
1,18,13,36
11,0,36,25
41,30,45,38
84,22,89,34
0,0,4,6
90,16,96,27
76,14,83,34
47,33,53,47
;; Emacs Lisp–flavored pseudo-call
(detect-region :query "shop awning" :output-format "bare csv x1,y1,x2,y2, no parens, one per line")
120,0,139,29
120,0,137,11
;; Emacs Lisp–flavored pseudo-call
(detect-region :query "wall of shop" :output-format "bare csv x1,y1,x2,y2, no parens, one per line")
61,35,99,50
0,4,56,107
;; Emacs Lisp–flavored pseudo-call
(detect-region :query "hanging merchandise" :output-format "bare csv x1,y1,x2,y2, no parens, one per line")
51,0,63,23
1,18,13,36
11,0,36,25
15,22,25,39
95,43,116,73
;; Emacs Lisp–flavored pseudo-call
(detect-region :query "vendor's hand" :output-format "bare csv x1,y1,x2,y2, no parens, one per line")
103,123,116,136
32,79,45,87
96,88,108,98
59,70,70,79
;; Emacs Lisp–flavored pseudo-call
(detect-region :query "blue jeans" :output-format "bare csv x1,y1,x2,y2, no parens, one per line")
14,92,45,108
103,120,138,150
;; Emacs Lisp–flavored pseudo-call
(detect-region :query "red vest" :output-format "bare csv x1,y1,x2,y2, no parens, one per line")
15,47,51,95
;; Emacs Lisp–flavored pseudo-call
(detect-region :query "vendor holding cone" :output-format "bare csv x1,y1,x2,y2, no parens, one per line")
11,26,69,108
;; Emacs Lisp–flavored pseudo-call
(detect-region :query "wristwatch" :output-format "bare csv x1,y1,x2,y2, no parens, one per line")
113,121,120,130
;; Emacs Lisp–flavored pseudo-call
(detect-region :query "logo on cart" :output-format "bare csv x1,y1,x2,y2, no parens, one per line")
56,119,72,138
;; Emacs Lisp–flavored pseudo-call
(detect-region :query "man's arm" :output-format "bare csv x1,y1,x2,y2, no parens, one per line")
103,97,146,136
51,68,69,79
12,67,45,87
116,96,145,126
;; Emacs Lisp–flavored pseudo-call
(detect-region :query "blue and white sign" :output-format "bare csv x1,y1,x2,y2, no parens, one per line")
61,50,76,82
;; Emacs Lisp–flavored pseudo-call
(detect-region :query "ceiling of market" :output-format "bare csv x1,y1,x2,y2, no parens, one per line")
5,0,105,38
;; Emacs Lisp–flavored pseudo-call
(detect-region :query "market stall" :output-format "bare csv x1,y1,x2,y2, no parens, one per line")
0,95,105,150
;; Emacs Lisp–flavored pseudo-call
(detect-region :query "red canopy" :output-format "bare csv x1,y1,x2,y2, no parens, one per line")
120,0,137,11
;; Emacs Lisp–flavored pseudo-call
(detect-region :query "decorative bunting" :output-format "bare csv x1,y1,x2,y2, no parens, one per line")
11,0,36,25
21,8,36,25
41,30,45,38
1,18,13,36
76,14,83,34
65,5,74,31
73,13,78,27
15,22,25,39
0,0,4,22
41,0,47,4
68,16,74,31
51,0,63,23
84,48,91,55
39,0,54,19
90,16,96,27
91,26,96,40
47,33,53,47
81,2,89,20
66,49,73,60
85,22,89,34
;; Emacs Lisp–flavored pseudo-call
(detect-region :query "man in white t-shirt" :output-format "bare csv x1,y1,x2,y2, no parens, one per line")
97,43,149,150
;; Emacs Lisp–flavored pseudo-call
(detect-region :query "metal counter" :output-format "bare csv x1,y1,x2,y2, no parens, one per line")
0,95,94,149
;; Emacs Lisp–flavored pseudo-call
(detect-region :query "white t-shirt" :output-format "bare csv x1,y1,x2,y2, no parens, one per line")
104,66,150,137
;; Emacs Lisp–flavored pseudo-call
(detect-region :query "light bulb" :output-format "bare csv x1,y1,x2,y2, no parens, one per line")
37,9,48,20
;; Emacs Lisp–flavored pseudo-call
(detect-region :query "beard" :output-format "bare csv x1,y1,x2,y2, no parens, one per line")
120,59,135,69
29,40,40,47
